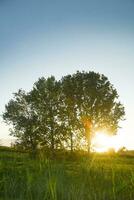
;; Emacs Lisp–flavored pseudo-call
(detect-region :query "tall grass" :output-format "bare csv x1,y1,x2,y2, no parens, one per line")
0,150,134,200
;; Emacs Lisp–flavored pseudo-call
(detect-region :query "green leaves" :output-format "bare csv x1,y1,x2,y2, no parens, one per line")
3,71,125,153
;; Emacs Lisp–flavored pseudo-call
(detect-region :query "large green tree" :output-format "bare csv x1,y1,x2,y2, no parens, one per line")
61,71,125,152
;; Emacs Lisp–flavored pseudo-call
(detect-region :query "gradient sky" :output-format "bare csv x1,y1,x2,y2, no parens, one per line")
0,0,134,148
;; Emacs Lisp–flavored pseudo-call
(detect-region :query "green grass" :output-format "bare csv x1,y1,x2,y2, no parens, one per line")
0,149,134,200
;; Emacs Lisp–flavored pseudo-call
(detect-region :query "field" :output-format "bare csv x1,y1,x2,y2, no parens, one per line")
0,147,134,200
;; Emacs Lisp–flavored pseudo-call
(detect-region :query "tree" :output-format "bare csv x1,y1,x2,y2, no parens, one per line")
3,89,40,154
60,75,76,152
118,146,127,153
3,77,67,156
29,76,66,155
61,71,125,152
3,71,125,154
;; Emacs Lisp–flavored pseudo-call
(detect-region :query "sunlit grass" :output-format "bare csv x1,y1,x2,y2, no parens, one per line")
0,149,134,200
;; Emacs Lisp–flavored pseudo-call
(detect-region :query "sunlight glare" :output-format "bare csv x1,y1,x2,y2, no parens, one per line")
92,131,123,152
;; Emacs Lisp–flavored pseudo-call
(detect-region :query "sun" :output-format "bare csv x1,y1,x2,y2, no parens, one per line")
92,131,122,152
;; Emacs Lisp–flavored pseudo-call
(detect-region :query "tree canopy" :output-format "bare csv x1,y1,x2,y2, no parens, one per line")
3,71,125,153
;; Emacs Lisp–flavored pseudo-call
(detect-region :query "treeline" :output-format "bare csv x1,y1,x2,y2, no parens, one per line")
3,71,125,154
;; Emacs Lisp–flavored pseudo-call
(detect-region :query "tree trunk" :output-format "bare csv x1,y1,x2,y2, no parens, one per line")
51,132,55,157
29,144,37,158
30,136,37,158
85,127,91,153
70,132,73,153
87,134,91,153
50,118,55,158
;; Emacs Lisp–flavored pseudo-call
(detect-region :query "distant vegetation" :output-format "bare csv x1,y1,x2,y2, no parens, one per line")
3,71,125,156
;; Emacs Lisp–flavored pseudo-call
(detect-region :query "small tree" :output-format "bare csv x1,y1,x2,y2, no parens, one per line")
3,89,40,154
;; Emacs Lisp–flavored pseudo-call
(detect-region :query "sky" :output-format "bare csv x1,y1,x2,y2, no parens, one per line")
0,0,134,149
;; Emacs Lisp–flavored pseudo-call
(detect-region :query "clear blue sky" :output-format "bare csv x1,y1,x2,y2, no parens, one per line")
0,0,134,148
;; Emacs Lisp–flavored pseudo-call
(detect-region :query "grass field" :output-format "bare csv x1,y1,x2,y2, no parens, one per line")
0,148,134,200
